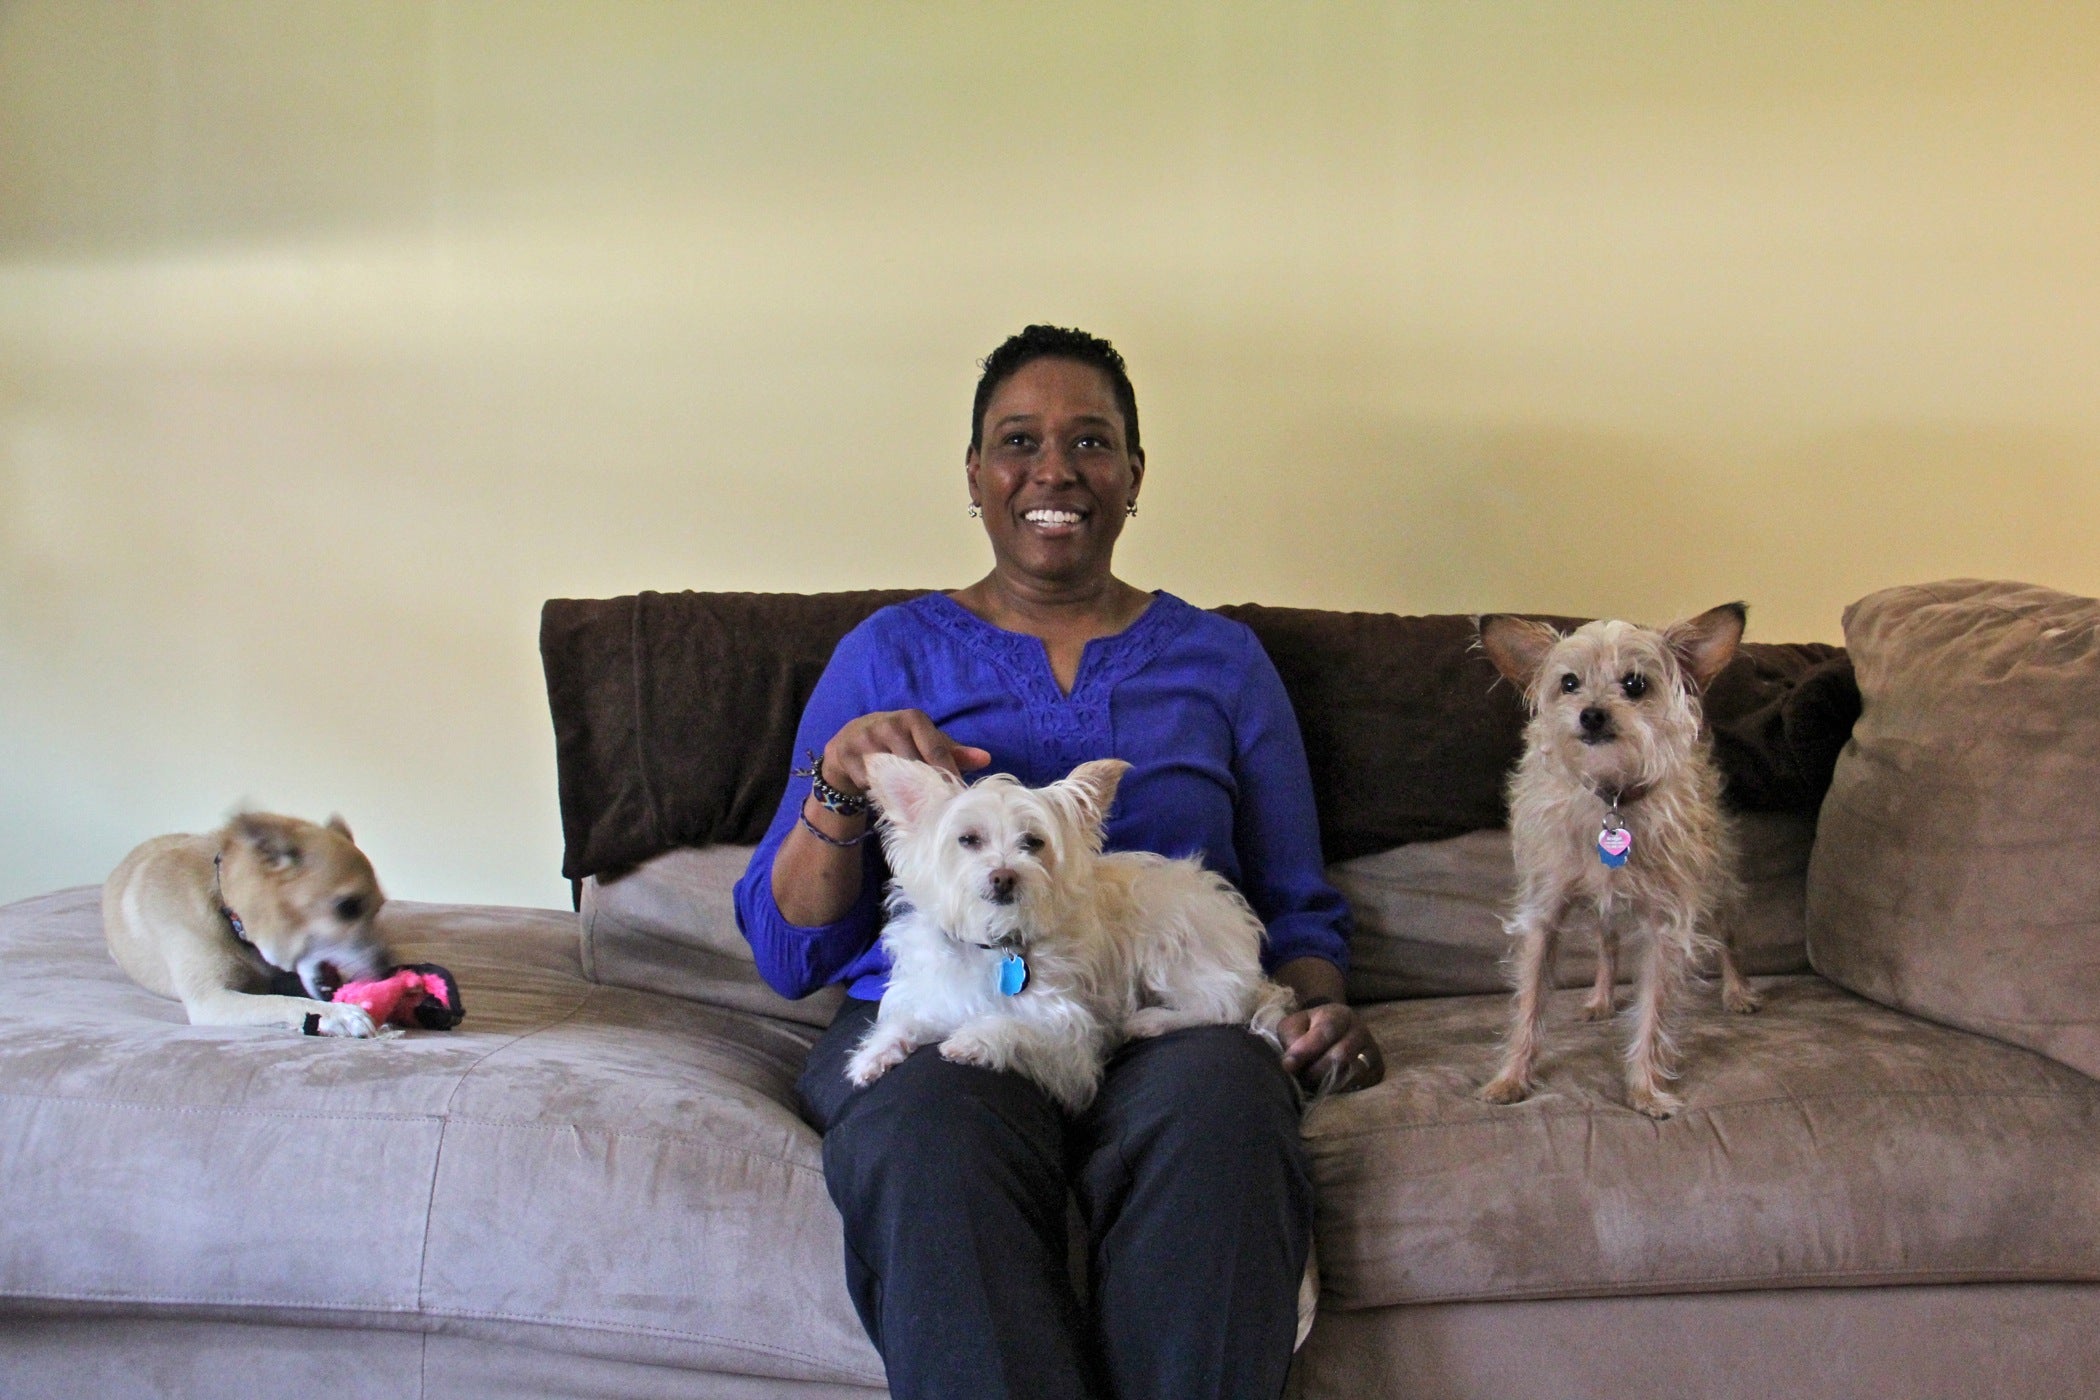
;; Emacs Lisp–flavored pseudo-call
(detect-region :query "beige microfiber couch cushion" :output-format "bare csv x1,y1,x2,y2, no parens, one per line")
581,845,844,1028
0,887,883,1391
1806,579,2100,1079
1308,977,2100,1308
589,815,1817,1015
1334,812,1815,1002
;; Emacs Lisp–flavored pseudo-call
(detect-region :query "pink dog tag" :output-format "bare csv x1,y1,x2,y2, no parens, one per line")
1597,824,1633,868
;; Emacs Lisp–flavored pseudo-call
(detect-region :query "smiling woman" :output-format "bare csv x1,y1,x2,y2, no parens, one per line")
958,335,1151,691
731,325,1378,1399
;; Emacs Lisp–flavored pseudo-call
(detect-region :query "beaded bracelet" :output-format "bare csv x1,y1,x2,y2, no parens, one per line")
798,811,871,848
793,750,871,816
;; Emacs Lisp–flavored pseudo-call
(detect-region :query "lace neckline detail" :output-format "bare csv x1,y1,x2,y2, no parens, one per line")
914,590,1191,710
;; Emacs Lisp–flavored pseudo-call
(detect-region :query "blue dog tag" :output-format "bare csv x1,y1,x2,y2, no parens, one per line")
996,952,1029,997
1597,816,1632,869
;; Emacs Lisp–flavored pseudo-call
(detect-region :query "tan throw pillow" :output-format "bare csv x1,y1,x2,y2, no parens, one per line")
581,845,845,1028
1807,579,2100,1077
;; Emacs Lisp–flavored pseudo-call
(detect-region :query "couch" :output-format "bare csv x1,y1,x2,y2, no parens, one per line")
5,578,2098,1399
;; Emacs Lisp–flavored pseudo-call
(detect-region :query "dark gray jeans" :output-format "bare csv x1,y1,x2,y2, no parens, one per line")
800,997,1312,1400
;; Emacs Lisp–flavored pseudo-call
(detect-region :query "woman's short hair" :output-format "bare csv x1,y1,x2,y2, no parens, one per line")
969,325,1140,456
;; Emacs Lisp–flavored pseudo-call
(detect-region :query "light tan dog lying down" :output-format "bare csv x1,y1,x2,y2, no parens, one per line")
103,813,392,1037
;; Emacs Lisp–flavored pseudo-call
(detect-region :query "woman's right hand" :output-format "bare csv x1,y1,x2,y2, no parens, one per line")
820,710,992,796
776,710,987,926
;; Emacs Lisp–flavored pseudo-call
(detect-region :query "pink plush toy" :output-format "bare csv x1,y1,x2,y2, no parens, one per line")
307,963,464,1033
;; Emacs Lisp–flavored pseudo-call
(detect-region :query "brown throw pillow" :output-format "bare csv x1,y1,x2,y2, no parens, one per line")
1807,579,2100,1078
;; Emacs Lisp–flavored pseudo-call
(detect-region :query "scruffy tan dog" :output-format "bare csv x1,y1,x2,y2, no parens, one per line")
1476,604,1759,1118
104,813,391,1037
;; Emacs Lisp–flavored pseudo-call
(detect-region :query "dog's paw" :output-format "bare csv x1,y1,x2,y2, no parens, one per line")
937,1029,998,1069
1723,982,1763,1015
1579,993,1618,1022
309,1002,378,1038
1628,1084,1684,1119
1480,1072,1533,1106
846,1037,912,1087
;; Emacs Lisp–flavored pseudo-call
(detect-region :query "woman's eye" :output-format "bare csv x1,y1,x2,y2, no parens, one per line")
1017,833,1044,855
1622,673,1648,699
1559,673,1581,694
957,832,982,850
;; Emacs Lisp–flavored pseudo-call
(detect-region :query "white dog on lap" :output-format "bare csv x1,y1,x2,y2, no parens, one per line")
845,755,1294,1113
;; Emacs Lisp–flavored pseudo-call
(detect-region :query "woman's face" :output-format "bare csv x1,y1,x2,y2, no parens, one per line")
967,356,1144,593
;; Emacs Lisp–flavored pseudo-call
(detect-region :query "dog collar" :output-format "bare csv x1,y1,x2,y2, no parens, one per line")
212,852,253,946
1590,781,1652,809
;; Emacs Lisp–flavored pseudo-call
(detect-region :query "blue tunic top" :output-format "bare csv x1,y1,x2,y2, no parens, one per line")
733,591,1351,1003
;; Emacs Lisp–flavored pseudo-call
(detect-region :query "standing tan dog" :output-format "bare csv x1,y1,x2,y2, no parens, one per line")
104,813,391,1037
1477,604,1759,1118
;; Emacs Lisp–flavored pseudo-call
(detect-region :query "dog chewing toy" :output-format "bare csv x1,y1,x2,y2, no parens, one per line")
300,963,464,1035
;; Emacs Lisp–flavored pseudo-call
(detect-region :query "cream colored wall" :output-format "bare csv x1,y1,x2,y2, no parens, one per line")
5,2,2098,909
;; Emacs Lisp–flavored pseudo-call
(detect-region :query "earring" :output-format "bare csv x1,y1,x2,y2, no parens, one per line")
968,504,980,518
1125,501,1138,518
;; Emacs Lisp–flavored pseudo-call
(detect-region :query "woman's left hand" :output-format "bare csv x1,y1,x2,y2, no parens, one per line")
1276,1001,1385,1093
1271,955,1383,1092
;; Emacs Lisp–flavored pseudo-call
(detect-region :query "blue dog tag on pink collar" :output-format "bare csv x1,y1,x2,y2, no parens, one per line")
996,952,1029,997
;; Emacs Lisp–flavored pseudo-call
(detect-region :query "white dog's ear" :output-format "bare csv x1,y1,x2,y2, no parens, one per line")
1477,615,1562,691
863,754,965,834
1052,759,1131,835
1664,602,1747,691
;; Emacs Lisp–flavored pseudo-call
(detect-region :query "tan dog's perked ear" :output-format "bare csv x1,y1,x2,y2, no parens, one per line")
863,754,967,834
1664,602,1748,692
232,812,303,871
1477,615,1565,694
326,814,354,841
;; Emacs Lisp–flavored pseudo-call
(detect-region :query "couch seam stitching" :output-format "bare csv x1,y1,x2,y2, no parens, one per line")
0,1287,881,1376
1306,1086,2100,1145
0,1091,823,1176
1326,1264,2100,1312
412,986,600,1315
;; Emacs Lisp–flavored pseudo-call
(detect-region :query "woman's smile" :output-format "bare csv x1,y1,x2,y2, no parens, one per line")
1021,506,1088,535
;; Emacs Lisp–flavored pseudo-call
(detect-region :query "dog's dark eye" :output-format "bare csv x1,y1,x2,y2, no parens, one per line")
957,832,982,850
334,895,365,922
1017,833,1044,855
1621,673,1648,699
1559,673,1580,694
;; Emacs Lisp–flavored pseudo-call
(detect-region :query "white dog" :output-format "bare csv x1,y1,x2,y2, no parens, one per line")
845,755,1293,1112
